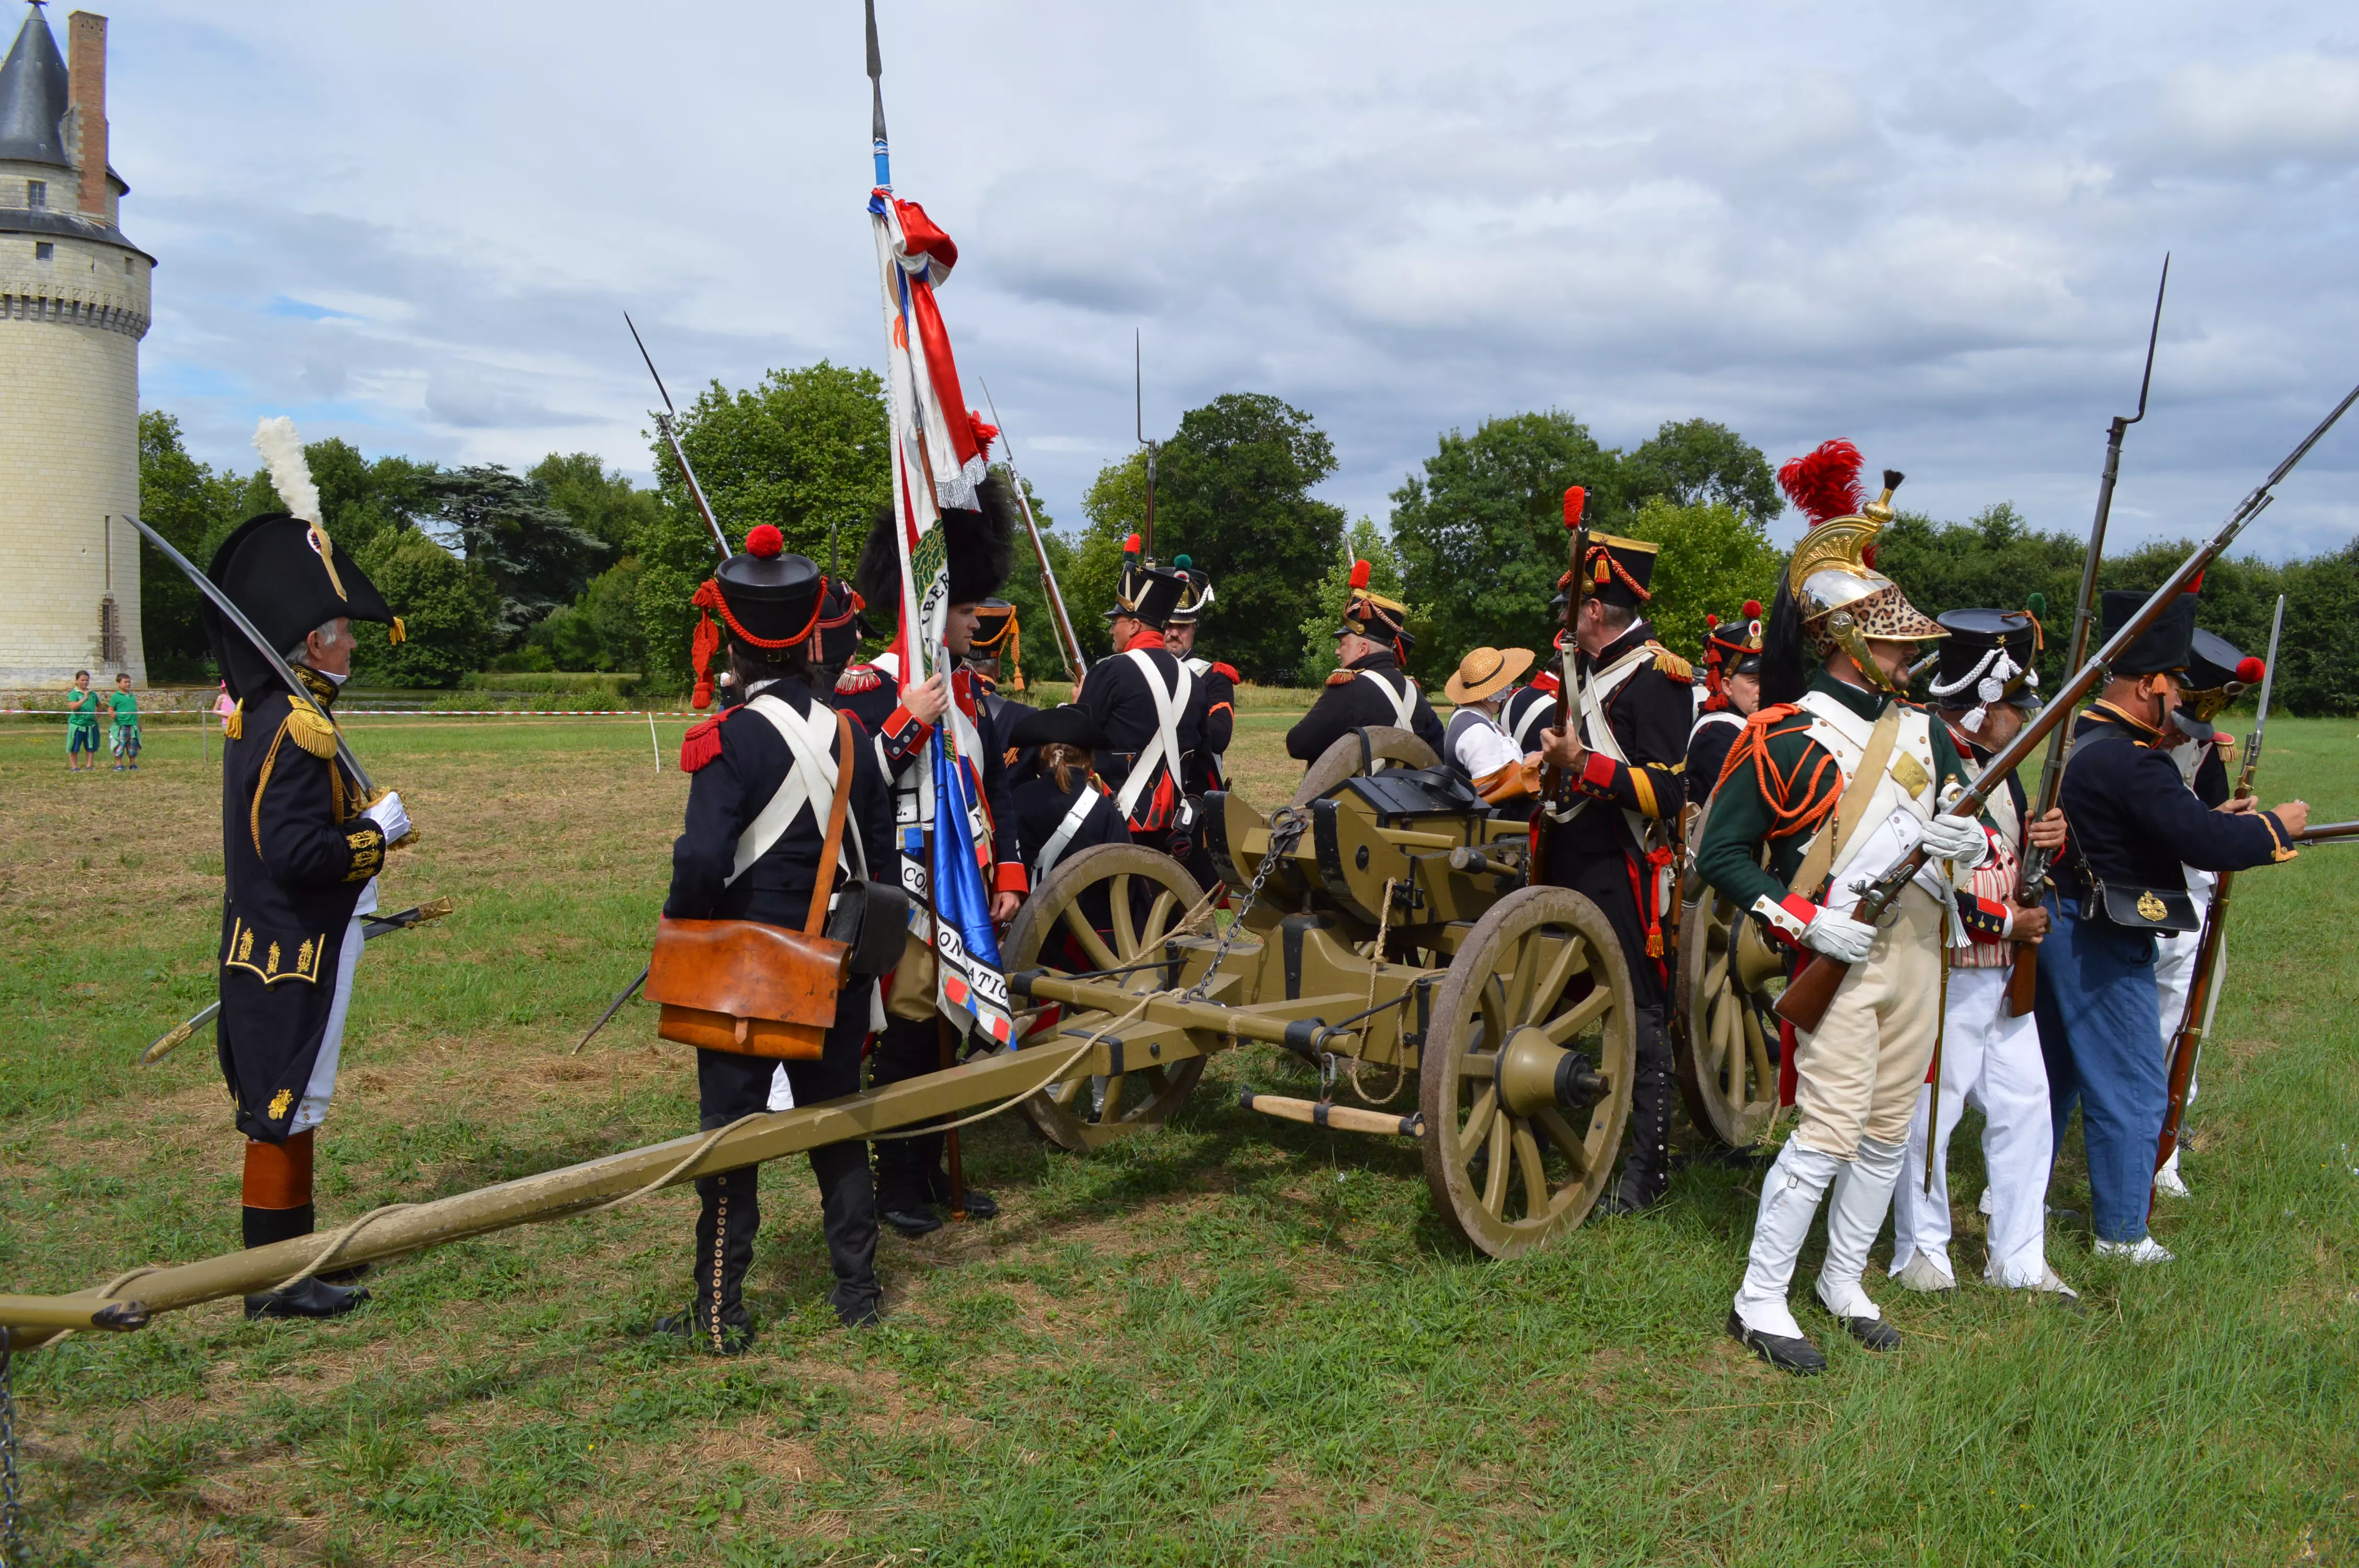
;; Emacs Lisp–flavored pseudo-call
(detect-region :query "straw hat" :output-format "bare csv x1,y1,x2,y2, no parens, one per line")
1445,645,1535,706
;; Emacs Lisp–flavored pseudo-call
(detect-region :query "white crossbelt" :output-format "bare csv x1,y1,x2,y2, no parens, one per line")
1356,666,1416,727
1035,786,1103,880
1115,649,1195,821
729,693,865,887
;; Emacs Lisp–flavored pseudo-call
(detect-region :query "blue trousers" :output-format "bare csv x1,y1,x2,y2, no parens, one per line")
2034,896,2163,1243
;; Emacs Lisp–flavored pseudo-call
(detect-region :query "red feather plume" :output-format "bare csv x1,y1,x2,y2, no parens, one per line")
1563,486,1587,529
1348,559,1371,590
1778,440,1866,525
1123,533,1141,556
2236,656,2265,684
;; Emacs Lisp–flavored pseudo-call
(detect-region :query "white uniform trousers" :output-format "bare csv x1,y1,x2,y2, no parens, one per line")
1890,964,2055,1286
291,877,376,1135
2153,871,2216,1079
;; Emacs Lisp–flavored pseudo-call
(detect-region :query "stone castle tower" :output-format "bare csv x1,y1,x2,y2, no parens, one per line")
0,4,152,687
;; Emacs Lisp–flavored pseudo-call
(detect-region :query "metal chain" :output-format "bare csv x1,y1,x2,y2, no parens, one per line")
1,1328,21,1567
1182,807,1308,1003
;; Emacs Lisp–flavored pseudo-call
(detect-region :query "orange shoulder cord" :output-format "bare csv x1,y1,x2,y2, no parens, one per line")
1714,704,1841,842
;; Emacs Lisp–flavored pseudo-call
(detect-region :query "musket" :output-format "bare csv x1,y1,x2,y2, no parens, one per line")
625,313,731,561
980,378,1089,681
1528,487,1588,887
2007,255,2171,1016
2292,820,2359,845
1136,329,1159,560
122,512,397,812
2155,594,2282,1185
1778,376,2359,1033
143,899,455,1065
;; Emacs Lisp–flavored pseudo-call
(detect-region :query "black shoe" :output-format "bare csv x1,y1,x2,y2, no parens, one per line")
1816,1296,1903,1352
832,1285,885,1329
244,1276,370,1321
943,1188,998,1220
881,1205,943,1239
1726,1309,1825,1375
1595,1179,1668,1218
653,1306,757,1355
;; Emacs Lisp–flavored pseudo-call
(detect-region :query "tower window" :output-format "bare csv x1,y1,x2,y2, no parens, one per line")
26,179,44,207
123,257,133,274
34,241,53,260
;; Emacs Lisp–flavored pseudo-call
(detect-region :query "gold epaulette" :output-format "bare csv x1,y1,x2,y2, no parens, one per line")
1325,670,1357,687
1650,646,1692,683
284,695,339,759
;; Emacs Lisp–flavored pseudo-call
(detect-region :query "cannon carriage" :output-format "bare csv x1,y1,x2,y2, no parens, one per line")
998,726,1643,1257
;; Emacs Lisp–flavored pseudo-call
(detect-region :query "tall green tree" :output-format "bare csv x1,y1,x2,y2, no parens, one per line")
530,452,668,557
1148,393,1347,682
1390,410,1627,673
638,362,891,691
1297,518,1408,685
420,466,610,642
352,529,503,687
138,412,237,681
1622,419,1783,527
1616,497,1787,662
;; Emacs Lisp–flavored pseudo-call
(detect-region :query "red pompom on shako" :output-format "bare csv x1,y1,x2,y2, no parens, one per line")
2236,655,2265,684
1349,559,1371,590
1743,598,1762,619
745,523,785,558
1778,439,1866,526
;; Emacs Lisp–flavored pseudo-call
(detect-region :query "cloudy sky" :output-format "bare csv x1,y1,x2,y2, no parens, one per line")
78,0,2359,558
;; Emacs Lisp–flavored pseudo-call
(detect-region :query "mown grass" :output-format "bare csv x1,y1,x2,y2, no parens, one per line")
0,711,2354,1565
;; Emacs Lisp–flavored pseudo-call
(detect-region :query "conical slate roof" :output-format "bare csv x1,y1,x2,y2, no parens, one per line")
0,4,70,170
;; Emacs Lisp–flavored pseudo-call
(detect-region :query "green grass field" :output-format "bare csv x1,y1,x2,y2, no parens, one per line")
1,709,2354,1566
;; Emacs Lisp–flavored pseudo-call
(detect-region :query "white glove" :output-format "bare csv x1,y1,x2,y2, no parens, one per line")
1802,905,1876,963
363,790,411,844
1918,811,1988,867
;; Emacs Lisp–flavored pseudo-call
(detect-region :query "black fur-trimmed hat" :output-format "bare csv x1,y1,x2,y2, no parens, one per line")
855,475,1020,622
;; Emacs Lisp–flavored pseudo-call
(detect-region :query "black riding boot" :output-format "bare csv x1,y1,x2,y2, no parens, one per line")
810,1140,885,1326
658,1166,761,1353
1605,1008,1676,1215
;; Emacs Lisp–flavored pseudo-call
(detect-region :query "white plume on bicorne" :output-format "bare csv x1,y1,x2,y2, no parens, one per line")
251,416,321,525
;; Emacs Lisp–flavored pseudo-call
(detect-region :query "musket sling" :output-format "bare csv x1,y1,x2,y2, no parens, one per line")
646,709,857,1061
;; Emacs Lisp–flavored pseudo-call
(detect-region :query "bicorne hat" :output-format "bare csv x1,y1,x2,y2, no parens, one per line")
205,513,400,702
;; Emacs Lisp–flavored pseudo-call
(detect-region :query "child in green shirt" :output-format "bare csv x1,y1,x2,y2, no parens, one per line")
66,670,101,770
107,674,141,770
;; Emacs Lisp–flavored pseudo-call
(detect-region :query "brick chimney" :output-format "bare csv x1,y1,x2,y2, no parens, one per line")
67,10,107,218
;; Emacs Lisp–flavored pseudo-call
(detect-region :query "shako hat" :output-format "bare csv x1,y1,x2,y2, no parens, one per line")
812,575,869,669
2180,625,2265,724
1558,535,1661,609
1007,702,1109,753
1778,439,1943,690
970,597,1025,690
1167,555,1215,625
2101,585,2199,679
1105,534,1192,630
688,524,824,708
1697,601,1763,711
1336,559,1416,661
855,473,1021,622
206,419,399,701
1930,601,2046,733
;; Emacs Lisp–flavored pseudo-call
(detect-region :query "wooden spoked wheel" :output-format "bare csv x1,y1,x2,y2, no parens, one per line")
1671,889,1781,1148
999,844,1209,1151
1419,886,1635,1258
1290,724,1439,809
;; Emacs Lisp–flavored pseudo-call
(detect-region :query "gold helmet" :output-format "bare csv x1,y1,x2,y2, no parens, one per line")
1778,439,1943,691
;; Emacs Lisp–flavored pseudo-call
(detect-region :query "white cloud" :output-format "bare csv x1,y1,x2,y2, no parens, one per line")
77,0,2359,563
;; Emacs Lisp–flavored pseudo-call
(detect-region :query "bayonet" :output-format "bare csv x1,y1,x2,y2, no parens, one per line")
625,313,731,560
1528,487,1587,887
2007,255,2170,1014
1136,329,1158,560
981,378,1089,679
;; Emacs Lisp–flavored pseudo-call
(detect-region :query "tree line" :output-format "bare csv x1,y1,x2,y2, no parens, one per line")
138,379,2359,714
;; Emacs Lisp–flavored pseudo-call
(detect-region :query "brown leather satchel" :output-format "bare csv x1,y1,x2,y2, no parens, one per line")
646,708,856,1061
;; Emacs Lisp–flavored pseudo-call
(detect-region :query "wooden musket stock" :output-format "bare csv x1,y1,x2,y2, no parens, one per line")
1529,487,1587,888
